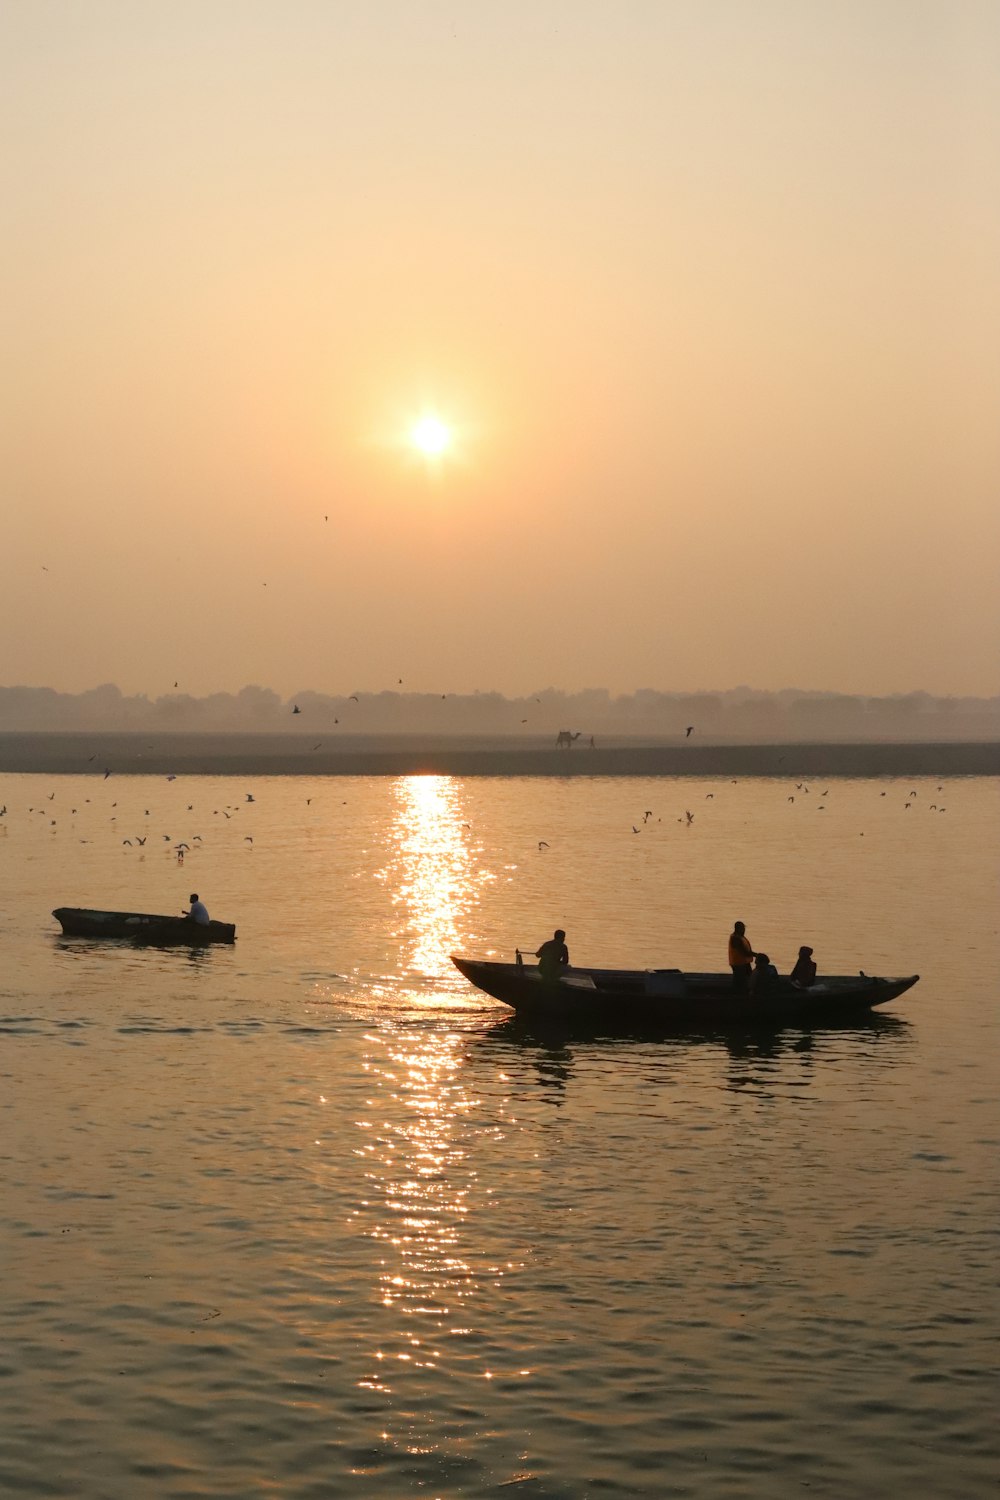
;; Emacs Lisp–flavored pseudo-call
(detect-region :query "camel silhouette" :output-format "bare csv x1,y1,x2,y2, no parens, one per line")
555,730,582,748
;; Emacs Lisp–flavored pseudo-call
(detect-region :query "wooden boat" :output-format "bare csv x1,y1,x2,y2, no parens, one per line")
451,956,917,1026
52,907,236,945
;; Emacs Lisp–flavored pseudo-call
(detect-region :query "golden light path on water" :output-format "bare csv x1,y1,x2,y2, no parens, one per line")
387,773,493,985
353,777,523,1463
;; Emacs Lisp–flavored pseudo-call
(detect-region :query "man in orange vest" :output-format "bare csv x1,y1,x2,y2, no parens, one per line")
728,921,754,992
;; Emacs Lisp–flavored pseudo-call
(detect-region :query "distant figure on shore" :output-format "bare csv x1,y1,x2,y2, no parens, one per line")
728,921,754,991
186,893,210,926
790,946,817,987
535,928,569,981
751,952,779,994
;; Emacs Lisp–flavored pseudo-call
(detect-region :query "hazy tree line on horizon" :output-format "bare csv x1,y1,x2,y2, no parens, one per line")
0,683,997,741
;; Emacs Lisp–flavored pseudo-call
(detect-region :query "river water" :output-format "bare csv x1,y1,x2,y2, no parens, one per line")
1,772,997,1498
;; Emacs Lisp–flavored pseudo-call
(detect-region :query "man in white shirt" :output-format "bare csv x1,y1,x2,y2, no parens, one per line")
186,893,210,925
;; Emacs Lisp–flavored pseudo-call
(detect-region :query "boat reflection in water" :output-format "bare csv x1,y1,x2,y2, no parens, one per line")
478,1008,914,1102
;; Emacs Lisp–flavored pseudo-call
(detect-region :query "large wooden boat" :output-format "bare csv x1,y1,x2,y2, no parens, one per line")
451,956,917,1025
52,908,236,945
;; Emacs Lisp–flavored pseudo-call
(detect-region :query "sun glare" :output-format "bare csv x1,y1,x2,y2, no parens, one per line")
410,414,452,457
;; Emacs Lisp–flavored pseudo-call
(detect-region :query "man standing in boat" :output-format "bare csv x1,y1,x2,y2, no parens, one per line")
185,893,210,926
728,921,754,991
535,929,570,983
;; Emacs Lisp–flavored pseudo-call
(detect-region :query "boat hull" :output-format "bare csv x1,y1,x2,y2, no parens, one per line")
451,957,917,1026
53,908,236,945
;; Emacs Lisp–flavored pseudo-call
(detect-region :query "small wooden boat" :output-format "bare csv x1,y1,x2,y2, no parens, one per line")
451,956,917,1026
52,907,236,945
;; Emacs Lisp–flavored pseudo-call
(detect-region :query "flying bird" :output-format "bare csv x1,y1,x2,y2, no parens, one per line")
538,840,549,850
349,695,359,702
103,769,112,779
685,726,693,738
685,810,694,824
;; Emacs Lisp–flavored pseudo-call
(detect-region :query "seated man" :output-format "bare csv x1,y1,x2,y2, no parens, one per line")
750,951,779,994
186,893,210,926
535,928,569,982
790,946,817,987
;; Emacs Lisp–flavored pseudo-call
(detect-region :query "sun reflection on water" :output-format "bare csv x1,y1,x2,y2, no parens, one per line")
351,1019,522,1473
343,778,525,1466
386,774,492,992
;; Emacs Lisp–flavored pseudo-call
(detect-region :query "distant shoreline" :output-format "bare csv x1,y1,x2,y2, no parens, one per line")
0,733,996,778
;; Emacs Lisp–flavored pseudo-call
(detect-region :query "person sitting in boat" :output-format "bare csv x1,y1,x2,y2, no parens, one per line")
535,929,569,982
790,946,817,987
185,893,210,926
750,952,779,994
728,921,755,991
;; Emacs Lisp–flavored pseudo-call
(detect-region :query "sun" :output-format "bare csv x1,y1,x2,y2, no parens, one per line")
410,414,452,457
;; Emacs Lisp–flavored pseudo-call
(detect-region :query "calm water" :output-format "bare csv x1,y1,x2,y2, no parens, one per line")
1,772,997,1498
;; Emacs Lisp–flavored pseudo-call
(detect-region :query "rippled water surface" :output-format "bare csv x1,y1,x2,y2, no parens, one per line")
1,772,997,1498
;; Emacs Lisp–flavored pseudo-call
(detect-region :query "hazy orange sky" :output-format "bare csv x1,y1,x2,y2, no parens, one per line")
3,1,998,698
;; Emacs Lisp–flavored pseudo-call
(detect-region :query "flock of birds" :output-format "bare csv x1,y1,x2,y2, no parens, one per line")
0,774,952,870
0,784,267,863
526,779,950,851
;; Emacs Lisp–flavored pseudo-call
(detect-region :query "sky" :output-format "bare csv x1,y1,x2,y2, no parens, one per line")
3,0,998,699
